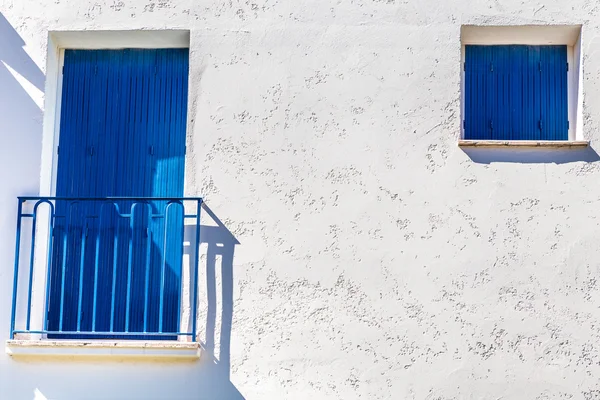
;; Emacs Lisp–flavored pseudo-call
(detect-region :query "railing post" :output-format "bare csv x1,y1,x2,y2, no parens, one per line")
43,202,55,333
125,203,136,333
191,199,202,342
59,201,75,332
25,202,38,330
10,199,24,340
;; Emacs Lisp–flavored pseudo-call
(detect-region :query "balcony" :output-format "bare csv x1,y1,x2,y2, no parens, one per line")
9,196,202,344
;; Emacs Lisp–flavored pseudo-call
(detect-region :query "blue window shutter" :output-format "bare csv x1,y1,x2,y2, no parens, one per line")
465,45,568,140
523,45,540,140
465,45,489,139
509,45,525,140
50,49,188,339
540,45,568,140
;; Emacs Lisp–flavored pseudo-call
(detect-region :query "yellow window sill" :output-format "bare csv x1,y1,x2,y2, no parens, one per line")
458,140,590,148
5,339,200,360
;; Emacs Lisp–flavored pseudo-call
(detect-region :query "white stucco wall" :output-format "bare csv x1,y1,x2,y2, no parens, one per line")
2,0,600,399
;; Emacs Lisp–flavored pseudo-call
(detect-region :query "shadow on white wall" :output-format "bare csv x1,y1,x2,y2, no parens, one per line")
0,13,246,400
184,203,246,400
0,11,44,345
462,146,600,164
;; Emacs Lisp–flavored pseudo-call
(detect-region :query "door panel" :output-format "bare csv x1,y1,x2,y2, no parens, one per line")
48,49,189,339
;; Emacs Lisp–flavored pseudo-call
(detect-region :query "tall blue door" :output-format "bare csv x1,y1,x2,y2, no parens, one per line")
48,49,189,338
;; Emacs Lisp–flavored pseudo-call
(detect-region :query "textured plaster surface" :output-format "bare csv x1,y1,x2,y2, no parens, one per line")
2,0,600,399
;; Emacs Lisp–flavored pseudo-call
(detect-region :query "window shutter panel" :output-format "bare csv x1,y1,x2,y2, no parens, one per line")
50,49,188,339
465,45,568,141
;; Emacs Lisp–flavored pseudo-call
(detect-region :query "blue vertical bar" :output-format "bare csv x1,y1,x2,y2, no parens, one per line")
43,202,55,332
497,46,510,140
533,46,541,141
487,46,495,140
144,228,152,333
162,52,175,335
159,207,168,333
546,47,554,140
524,46,532,139
191,200,202,341
113,50,130,335
540,45,568,140
465,46,471,139
76,220,87,332
540,47,547,141
552,46,559,140
125,203,136,333
110,214,119,333
509,46,522,140
465,45,479,139
92,206,102,332
562,46,568,139
25,203,38,330
59,203,74,332
10,199,24,339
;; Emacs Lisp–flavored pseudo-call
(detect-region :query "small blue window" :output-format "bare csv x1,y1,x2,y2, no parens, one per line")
464,45,568,141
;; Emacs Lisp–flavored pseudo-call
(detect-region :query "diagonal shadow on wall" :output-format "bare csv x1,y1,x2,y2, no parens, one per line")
0,12,45,210
0,12,45,335
0,11,45,398
0,13,45,195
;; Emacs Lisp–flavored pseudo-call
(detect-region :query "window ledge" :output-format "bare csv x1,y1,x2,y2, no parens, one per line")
5,339,200,360
458,140,589,148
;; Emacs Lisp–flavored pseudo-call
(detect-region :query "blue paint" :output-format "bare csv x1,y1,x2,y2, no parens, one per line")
46,49,189,339
10,196,202,340
465,45,568,141
9,200,24,340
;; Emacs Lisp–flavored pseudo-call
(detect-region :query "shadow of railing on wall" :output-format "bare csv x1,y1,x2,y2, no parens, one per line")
184,203,245,400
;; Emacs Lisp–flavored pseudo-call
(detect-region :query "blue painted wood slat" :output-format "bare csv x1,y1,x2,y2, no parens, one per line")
49,49,189,339
465,45,568,141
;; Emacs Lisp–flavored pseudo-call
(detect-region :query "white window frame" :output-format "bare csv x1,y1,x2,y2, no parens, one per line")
460,25,584,144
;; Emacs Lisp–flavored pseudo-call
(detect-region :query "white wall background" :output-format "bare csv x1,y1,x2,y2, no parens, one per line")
3,0,600,399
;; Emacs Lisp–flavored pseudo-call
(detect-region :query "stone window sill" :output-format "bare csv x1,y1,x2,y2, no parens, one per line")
5,340,200,360
458,140,590,148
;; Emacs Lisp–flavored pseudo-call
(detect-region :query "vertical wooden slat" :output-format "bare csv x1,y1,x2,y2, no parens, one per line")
465,45,568,141
50,49,189,339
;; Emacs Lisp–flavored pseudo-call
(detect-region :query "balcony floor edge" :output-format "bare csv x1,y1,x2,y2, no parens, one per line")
5,339,201,361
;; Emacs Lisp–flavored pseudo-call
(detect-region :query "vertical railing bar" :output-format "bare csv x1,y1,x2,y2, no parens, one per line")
92,206,103,332
176,204,184,337
59,201,75,332
10,199,24,339
191,199,202,342
110,214,119,333
164,201,185,338
143,203,152,333
159,202,169,333
144,227,151,333
43,202,56,332
76,219,88,332
25,203,38,330
125,202,136,333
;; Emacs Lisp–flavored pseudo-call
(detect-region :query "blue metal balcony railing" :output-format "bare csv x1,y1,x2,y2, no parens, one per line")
10,196,202,341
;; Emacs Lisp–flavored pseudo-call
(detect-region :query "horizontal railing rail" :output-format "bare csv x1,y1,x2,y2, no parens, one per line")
10,196,202,341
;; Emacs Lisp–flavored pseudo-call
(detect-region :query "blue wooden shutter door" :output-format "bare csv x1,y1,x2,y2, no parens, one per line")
465,45,568,140
49,49,189,339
